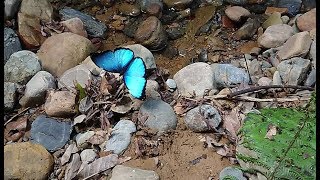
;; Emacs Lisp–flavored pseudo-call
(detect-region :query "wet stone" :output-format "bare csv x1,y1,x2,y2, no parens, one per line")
30,115,72,152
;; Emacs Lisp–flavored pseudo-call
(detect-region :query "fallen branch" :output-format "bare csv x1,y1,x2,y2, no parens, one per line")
227,85,314,98
232,96,311,102
4,107,30,126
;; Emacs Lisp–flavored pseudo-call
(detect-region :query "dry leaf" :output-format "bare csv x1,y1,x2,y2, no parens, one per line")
61,143,79,166
205,136,223,148
64,153,82,180
76,154,119,180
173,102,185,115
265,124,277,140
216,145,231,157
5,117,28,142
222,107,243,140
88,130,109,145
118,156,132,164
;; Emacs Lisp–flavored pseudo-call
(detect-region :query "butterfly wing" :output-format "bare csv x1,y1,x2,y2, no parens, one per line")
123,57,147,99
90,48,134,73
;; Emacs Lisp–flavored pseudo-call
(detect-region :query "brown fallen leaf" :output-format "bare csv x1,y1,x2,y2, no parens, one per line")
88,130,109,145
205,136,223,148
222,107,243,140
5,116,28,142
61,143,79,166
76,154,119,180
265,124,277,140
216,145,232,157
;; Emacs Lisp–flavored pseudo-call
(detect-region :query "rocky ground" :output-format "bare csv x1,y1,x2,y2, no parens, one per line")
4,0,316,180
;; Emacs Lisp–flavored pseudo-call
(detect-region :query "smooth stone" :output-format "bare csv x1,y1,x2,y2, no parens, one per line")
257,77,272,86
309,28,316,39
276,0,302,16
225,6,251,22
173,62,214,97
281,15,290,24
235,18,260,40
146,80,160,91
301,0,316,12
309,40,316,68
163,0,193,10
119,3,141,16
104,132,132,155
4,0,22,19
75,131,95,147
61,17,88,38
276,31,312,60
134,16,168,51
59,8,107,38
37,32,95,77
264,7,288,16
304,69,316,87
110,165,159,180
58,64,94,89
44,90,77,117
166,78,177,90
4,50,42,85
258,24,294,48
219,167,246,180
277,57,310,85
112,120,137,134
19,71,56,107
262,12,283,29
30,115,72,152
4,82,17,111
4,142,54,180
296,8,316,32
73,114,87,126
19,0,53,21
211,63,250,88
4,27,22,64
139,99,177,132
145,80,161,99
124,44,157,70
80,149,97,163
272,71,282,86
184,105,221,132
166,23,186,40
248,59,262,76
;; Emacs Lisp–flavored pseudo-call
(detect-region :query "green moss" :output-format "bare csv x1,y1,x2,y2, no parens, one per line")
237,92,316,179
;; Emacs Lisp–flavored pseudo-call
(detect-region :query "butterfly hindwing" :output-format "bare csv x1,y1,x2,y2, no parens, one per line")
90,48,134,73
124,57,146,99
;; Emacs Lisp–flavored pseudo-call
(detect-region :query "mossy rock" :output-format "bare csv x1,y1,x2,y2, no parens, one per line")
236,93,316,179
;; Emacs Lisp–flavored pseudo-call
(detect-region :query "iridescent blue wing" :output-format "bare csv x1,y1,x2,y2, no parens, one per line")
123,57,147,99
90,48,134,73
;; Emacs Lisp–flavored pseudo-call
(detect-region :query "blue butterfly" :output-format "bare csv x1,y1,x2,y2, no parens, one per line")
90,48,147,99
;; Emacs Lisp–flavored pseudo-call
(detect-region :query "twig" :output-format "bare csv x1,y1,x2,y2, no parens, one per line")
4,107,30,126
232,96,311,102
227,85,314,98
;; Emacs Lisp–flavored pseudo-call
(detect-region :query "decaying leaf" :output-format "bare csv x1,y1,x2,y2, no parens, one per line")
76,154,119,180
222,106,244,140
73,114,87,126
205,136,223,148
265,124,278,140
216,145,232,157
110,95,133,114
88,130,109,145
4,116,28,142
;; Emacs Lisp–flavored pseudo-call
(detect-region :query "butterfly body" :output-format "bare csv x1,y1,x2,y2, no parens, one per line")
90,48,147,99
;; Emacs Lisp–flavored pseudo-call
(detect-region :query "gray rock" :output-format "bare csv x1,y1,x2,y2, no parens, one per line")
4,82,17,111
30,115,72,152
235,18,260,40
75,131,95,147
304,69,316,87
104,120,136,155
166,78,177,90
110,165,159,180
139,99,177,132
104,132,132,155
184,105,221,132
124,44,157,70
281,15,290,24
276,31,312,60
80,149,97,163
78,96,93,114
59,8,107,38
4,27,22,64
277,57,310,85
272,71,282,86
248,59,262,76
166,24,186,40
19,71,56,107
146,80,160,91
173,62,214,97
4,0,22,19
112,120,137,134
258,24,294,48
4,50,42,85
219,166,246,180
58,64,94,89
309,40,316,68
211,64,250,88
139,0,163,13
257,77,272,86
145,80,161,99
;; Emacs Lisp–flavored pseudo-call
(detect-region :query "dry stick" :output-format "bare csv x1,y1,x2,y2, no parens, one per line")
232,96,311,102
227,85,314,98
4,107,30,126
